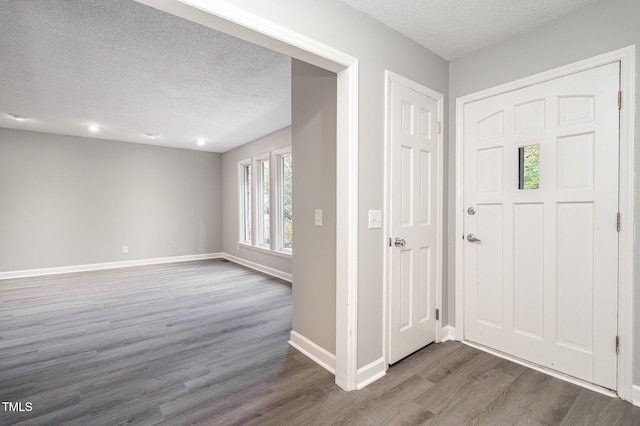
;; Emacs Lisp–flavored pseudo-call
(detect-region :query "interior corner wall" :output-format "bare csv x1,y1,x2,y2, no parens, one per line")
448,0,639,384
0,128,222,273
291,59,337,354
220,127,293,275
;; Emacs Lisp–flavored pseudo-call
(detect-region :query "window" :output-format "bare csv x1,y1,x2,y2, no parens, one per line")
278,151,293,251
518,144,540,190
239,161,252,243
256,155,270,247
239,147,292,255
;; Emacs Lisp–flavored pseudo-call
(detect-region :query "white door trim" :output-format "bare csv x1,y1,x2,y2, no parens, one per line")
384,71,444,366
134,0,360,391
455,46,635,401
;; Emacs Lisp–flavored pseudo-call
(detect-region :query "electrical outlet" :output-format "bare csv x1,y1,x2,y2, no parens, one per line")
122,246,129,254
315,209,323,227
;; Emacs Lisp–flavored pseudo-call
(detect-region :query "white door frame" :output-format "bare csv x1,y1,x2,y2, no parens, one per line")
134,0,360,391
384,71,444,366
454,46,636,401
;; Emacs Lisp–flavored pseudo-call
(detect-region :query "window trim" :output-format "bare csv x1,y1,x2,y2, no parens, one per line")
237,241,291,259
238,159,252,245
253,153,271,249
238,146,292,256
274,147,293,254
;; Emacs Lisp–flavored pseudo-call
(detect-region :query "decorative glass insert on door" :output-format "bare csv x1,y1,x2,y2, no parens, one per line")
518,144,540,189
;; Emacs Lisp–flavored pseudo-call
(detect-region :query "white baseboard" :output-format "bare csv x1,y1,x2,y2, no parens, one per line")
440,325,456,342
223,253,292,282
288,330,336,375
633,385,640,407
0,252,293,284
356,357,386,389
0,253,224,280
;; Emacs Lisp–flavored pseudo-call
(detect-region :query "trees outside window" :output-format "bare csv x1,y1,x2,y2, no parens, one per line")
518,144,540,190
280,152,292,250
239,147,291,255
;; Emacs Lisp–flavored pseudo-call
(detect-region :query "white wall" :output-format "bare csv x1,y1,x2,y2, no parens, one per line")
0,128,222,272
291,59,337,354
449,0,639,384
221,127,292,276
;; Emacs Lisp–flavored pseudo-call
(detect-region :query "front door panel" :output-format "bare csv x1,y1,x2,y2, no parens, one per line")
463,62,620,389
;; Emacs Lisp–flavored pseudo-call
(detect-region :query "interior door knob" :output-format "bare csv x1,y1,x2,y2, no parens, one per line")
466,234,481,243
394,237,406,247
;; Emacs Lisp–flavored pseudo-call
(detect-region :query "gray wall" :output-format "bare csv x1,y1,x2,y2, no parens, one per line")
0,128,222,272
291,59,337,354
448,0,639,384
214,0,449,368
221,127,293,275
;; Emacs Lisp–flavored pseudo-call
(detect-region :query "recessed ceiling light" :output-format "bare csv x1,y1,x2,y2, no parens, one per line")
8,113,28,121
86,123,101,132
196,138,206,147
144,133,160,139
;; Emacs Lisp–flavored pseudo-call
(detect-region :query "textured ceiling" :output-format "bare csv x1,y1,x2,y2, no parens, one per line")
0,0,291,153
1,0,600,152
340,0,600,60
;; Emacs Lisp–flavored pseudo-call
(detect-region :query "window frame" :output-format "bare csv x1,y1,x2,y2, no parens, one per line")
274,147,293,254
238,146,292,257
254,153,271,249
238,159,252,245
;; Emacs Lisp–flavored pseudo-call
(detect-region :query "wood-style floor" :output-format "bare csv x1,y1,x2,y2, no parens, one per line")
1,260,638,425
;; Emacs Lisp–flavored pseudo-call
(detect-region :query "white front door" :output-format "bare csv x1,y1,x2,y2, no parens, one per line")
387,73,442,364
463,62,620,389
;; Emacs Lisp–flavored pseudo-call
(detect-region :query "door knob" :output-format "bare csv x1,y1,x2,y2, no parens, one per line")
394,237,406,247
466,234,481,243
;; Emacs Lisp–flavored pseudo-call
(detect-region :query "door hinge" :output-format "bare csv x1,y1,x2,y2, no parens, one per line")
616,336,620,355
618,90,622,110
435,308,440,321
617,212,621,232
436,121,442,134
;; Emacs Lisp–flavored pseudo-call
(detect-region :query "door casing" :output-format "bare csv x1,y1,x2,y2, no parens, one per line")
384,71,444,368
454,46,636,401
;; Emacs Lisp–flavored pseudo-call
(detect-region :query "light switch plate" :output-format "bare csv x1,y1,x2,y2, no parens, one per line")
368,210,382,229
315,209,323,227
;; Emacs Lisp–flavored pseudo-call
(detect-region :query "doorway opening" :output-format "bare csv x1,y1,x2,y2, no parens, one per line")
136,0,360,390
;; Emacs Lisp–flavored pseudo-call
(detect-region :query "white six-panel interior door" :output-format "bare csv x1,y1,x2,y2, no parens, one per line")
387,73,442,365
462,62,620,389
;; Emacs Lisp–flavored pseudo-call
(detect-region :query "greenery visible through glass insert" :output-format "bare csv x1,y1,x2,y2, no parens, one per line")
282,154,293,249
519,144,540,190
